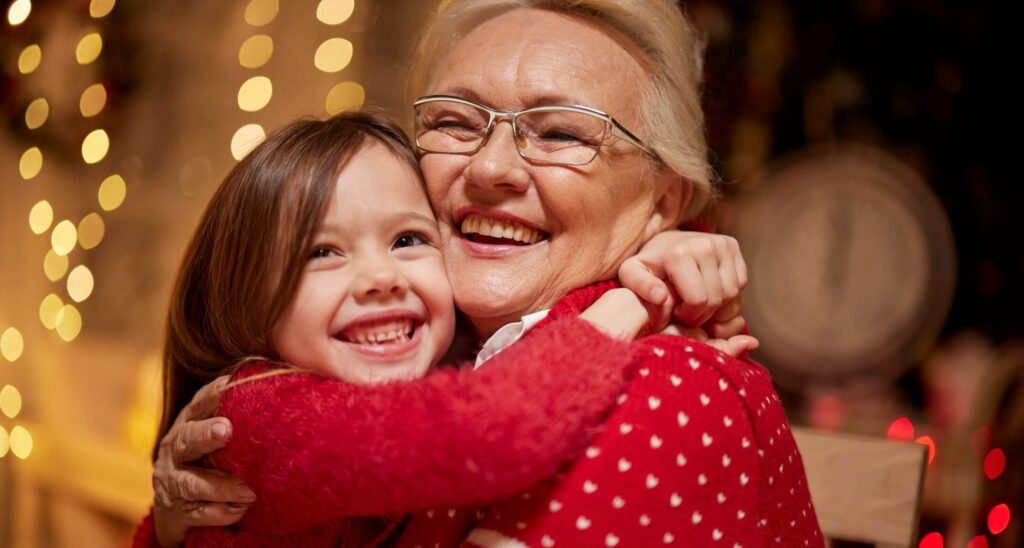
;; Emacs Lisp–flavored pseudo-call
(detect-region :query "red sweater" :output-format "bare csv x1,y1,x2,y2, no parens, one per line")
133,314,639,547
395,282,824,547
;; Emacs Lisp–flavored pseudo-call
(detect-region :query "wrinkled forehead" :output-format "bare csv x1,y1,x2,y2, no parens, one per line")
428,8,649,121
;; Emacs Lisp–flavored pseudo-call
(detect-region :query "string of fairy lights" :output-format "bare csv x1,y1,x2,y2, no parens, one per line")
230,0,365,160
2,0,126,461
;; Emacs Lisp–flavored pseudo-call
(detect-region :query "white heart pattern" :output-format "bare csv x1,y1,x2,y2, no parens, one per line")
713,529,723,541
702,432,714,447
586,447,601,458
670,493,682,507
670,375,682,387
698,473,708,485
620,423,633,435
700,393,711,406
605,533,619,547
676,453,688,466
650,435,663,449
740,473,749,486
719,379,729,391
723,416,733,427
722,454,732,467
689,358,701,370
612,496,625,509
692,511,703,524
741,437,750,448
576,516,591,530
664,533,675,544
618,458,632,472
549,500,563,512
652,347,665,357
583,480,598,494
639,514,651,526
648,396,661,410
678,412,690,427
639,367,650,377
541,535,555,547
646,474,659,488
717,492,727,504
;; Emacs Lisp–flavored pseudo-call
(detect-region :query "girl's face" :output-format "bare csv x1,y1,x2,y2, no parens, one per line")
272,142,456,384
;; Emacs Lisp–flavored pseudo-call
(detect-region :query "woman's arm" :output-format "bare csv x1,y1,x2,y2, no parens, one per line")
216,305,649,534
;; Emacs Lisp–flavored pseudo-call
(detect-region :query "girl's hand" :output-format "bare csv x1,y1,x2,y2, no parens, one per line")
660,323,760,358
579,288,651,341
152,376,253,546
619,230,747,328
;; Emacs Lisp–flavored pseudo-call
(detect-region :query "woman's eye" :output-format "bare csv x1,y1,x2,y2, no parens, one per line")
393,232,428,249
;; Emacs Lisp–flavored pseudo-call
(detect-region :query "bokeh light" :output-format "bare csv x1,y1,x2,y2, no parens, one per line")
25,98,49,129
77,213,105,249
19,147,43,180
1,328,24,362
325,81,365,114
918,531,942,548
29,200,53,234
67,266,95,303
987,504,1010,535
51,220,78,256
39,294,65,330
80,83,107,117
314,38,353,73
0,426,7,457
18,44,41,74
983,448,1005,480
239,34,273,68
56,305,83,342
7,0,31,26
98,174,127,210
9,426,33,459
237,76,273,112
89,0,115,18
76,32,103,65
231,124,266,160
317,0,355,25
44,249,69,282
887,417,915,442
967,535,989,548
244,0,278,26
0,385,23,418
82,129,110,164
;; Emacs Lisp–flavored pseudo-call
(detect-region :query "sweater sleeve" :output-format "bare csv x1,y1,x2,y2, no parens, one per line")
131,508,161,548
217,316,637,535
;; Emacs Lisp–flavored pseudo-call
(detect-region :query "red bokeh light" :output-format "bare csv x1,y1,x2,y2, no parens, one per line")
888,417,915,441
918,531,943,548
983,448,1005,480
987,503,1010,535
967,535,988,548
915,435,936,465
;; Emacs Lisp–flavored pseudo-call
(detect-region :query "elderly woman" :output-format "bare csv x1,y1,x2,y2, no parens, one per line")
143,1,822,546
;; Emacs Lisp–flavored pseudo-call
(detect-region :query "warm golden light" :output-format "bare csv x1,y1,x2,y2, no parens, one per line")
237,76,273,112
314,38,353,73
80,83,107,117
44,249,69,282
316,0,354,25
7,0,31,26
82,128,110,164
56,305,83,342
0,386,22,418
239,34,273,68
0,426,8,458
76,32,103,65
28,200,53,235
9,426,32,459
244,0,278,26
67,265,95,303
19,147,43,180
18,44,41,74
1,328,24,362
39,294,64,330
78,213,105,249
325,81,365,114
89,0,115,18
51,220,78,256
98,174,127,210
25,97,48,129
231,124,266,160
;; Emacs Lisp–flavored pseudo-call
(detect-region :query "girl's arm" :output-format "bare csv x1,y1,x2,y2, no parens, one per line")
217,296,649,535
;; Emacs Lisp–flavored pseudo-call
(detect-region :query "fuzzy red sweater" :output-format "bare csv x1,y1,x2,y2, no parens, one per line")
395,282,824,547
132,314,640,547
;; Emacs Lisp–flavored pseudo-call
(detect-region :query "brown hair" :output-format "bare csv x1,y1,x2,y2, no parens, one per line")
155,109,421,458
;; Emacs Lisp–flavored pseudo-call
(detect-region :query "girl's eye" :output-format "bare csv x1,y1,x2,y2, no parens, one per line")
309,247,335,259
393,232,428,249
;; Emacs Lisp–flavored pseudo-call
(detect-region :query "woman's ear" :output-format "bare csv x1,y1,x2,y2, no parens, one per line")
643,170,692,240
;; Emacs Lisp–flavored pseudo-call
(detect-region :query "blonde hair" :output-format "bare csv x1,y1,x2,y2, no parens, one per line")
409,0,715,219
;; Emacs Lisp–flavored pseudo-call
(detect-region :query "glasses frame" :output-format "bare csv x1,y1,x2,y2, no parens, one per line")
413,94,657,166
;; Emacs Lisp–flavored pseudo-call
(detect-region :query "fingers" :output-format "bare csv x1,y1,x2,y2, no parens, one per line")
706,313,746,340
181,376,231,422
666,257,707,326
167,417,234,463
178,501,251,527
167,466,257,505
725,335,759,357
619,257,669,305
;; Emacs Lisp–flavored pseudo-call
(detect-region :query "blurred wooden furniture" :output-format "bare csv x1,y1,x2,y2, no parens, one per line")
793,426,928,547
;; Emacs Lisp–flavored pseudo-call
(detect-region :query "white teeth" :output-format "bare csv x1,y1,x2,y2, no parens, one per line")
460,214,543,244
342,319,414,345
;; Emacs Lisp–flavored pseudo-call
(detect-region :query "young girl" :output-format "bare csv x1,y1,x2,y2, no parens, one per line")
134,110,749,546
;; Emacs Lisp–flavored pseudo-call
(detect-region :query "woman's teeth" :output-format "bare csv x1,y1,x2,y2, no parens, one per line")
461,215,543,244
342,320,414,345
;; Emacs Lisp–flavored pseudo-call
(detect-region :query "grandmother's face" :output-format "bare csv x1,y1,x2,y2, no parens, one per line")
421,8,681,338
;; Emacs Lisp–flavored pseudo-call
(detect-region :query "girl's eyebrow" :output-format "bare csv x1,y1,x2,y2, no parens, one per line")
317,212,436,235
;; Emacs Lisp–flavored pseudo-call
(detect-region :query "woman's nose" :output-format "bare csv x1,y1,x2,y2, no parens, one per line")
352,256,409,300
464,122,531,193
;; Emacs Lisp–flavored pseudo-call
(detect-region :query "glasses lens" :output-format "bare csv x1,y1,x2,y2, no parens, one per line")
415,100,490,153
517,109,609,165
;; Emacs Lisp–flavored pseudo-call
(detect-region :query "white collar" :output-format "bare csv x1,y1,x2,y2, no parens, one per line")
474,309,551,369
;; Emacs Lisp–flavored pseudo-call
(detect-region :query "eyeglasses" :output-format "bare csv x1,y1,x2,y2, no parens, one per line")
413,95,656,166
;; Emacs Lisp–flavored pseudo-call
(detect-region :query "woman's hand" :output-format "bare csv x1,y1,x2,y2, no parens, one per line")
619,230,747,329
152,376,254,546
